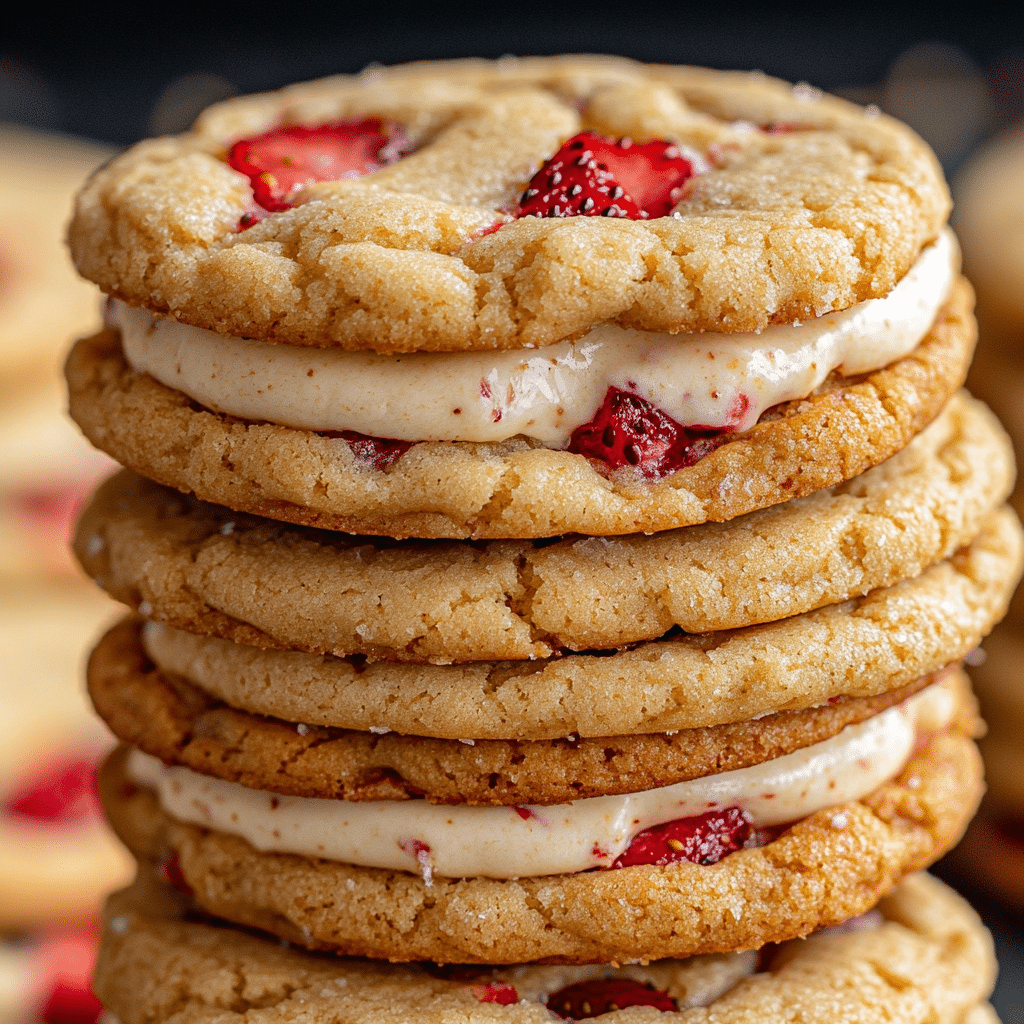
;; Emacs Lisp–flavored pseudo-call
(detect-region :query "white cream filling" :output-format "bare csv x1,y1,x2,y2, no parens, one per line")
115,230,957,446
127,682,952,881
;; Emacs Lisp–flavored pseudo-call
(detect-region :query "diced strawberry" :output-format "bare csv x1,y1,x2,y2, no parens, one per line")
611,808,751,869
158,852,194,897
334,430,412,471
547,979,676,1019
36,927,103,1024
518,133,694,220
568,387,733,479
470,982,519,1005
227,120,409,212
4,759,101,824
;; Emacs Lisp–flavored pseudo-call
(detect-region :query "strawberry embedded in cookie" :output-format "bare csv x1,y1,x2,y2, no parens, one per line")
470,981,519,1005
518,133,694,219
4,759,101,824
334,430,413,471
547,979,677,1019
568,387,734,479
227,120,409,213
611,808,752,868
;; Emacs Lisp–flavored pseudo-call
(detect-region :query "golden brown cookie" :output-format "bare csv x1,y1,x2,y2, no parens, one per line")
88,615,955,804
66,278,975,539
101,717,982,964
73,390,1012,659
75,505,1023,743
94,872,995,1024
70,57,949,353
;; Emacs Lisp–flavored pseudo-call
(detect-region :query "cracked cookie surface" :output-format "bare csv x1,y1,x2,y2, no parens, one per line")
74,395,1013,662
66,279,975,539
69,56,950,353
94,872,995,1024
89,616,956,804
100,722,983,963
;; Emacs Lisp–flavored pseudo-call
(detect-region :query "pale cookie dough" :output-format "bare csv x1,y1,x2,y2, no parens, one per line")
66,280,975,539
69,56,949,353
72,390,1012,659
102,722,982,964
94,871,995,1024
88,616,957,804
77,506,1023,741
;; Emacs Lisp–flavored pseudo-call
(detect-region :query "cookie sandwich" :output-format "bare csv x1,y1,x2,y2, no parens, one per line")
64,55,1017,1003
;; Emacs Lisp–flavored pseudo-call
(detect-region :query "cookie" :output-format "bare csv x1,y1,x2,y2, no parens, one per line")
0,589,132,929
954,123,1024,347
94,871,995,1024
88,615,955,804
73,503,1023,748
74,448,1019,667
100,713,982,963
65,277,975,539
0,124,110,394
70,57,949,353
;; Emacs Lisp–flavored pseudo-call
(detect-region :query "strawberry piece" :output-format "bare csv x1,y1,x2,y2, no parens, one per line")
37,927,103,1024
518,132,693,220
158,852,194,897
228,120,409,212
333,430,412,471
568,387,733,479
547,979,676,1019
4,759,101,824
611,808,751,869
470,982,519,1005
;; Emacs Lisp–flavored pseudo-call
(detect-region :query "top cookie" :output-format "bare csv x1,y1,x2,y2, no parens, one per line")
69,56,949,353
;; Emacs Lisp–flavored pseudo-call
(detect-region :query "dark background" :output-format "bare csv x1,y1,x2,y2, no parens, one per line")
4,0,1023,1017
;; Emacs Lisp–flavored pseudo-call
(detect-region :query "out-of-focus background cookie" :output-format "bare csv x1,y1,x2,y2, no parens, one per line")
0,125,130,1024
2,2,1023,1019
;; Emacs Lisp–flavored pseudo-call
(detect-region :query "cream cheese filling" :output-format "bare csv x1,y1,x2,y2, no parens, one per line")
115,230,957,446
127,681,953,881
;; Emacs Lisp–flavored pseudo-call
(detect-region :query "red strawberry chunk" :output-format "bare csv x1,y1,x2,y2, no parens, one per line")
158,852,194,897
470,982,519,1005
568,387,733,479
333,430,412,471
37,927,103,1024
518,132,693,220
4,759,101,824
611,808,752,869
228,120,409,213
547,979,677,1019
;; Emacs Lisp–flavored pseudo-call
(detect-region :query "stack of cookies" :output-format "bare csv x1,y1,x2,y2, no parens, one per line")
949,124,1024,907
63,57,1019,1021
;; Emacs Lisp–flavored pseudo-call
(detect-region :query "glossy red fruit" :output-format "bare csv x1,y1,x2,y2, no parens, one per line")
518,132,693,220
547,979,676,1019
37,927,102,1024
611,808,752,869
4,759,100,823
568,387,731,479
334,430,413,471
228,120,409,212
470,982,519,1005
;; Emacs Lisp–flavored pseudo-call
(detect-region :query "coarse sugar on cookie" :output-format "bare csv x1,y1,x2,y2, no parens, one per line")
94,871,994,1024
88,615,958,804
103,505,1021,738
69,56,950,353
101,720,982,964
66,277,975,539
72,390,1012,658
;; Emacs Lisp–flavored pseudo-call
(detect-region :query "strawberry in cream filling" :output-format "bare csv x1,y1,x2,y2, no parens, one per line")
126,680,954,881
113,228,957,479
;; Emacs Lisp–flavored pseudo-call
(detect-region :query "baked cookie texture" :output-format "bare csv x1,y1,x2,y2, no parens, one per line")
66,279,975,539
72,390,1013,657
89,616,956,804
101,713,982,964
69,57,950,353
95,872,995,1024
